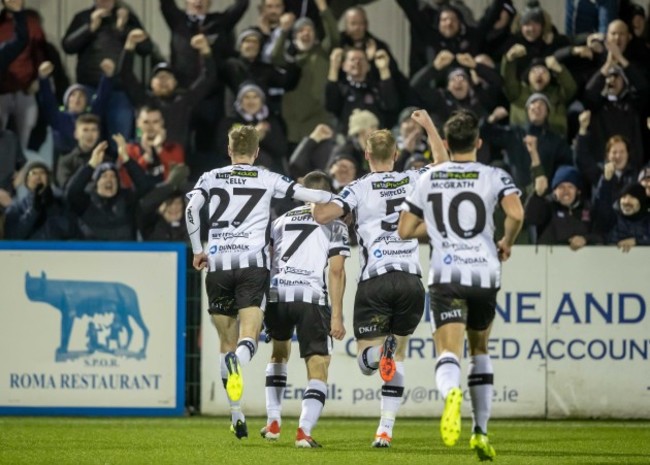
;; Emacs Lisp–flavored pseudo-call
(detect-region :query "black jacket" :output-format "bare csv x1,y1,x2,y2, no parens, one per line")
62,5,152,87
159,0,248,88
525,192,595,245
119,49,216,149
4,186,79,240
65,160,150,241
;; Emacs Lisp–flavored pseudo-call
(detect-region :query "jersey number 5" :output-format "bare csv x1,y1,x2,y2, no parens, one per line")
381,198,404,231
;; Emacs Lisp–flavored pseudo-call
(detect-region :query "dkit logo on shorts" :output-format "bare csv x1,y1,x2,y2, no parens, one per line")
440,309,463,321
358,324,378,334
25,272,149,363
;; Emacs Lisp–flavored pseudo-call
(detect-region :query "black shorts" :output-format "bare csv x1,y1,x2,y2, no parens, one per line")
428,283,498,331
206,267,270,317
354,271,425,339
264,302,332,358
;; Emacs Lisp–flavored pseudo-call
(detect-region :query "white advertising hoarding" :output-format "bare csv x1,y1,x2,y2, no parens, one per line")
200,246,650,419
0,242,186,415
545,247,650,418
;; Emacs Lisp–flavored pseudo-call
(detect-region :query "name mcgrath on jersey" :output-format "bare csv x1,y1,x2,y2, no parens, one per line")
402,162,520,288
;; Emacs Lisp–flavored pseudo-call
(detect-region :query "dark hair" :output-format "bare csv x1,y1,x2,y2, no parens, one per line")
138,103,163,118
228,125,259,156
76,113,101,127
343,46,368,62
443,110,479,154
302,170,333,193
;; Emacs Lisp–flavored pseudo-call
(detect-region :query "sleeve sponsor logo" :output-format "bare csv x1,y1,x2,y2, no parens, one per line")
339,189,351,199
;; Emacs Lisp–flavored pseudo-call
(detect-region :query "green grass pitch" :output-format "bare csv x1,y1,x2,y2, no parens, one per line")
2,417,649,465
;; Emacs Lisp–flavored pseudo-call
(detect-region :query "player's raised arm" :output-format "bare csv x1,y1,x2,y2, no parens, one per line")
497,193,524,262
411,109,449,165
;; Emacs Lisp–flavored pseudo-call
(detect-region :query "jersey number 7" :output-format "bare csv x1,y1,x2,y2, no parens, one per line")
281,224,318,262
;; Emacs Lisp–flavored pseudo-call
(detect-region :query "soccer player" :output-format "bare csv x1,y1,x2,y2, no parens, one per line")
261,171,350,448
185,125,335,439
398,110,524,461
312,129,426,448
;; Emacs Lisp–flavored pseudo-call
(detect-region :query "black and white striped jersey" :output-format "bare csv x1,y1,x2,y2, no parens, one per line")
269,205,350,305
187,164,332,272
333,170,423,282
402,161,520,289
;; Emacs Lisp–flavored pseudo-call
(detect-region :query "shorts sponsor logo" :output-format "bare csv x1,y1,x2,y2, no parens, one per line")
440,309,463,320
358,325,378,334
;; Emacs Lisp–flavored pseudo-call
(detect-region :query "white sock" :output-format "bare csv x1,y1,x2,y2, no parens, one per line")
265,363,287,425
435,351,461,398
299,379,327,436
235,337,256,365
221,353,244,423
376,361,405,438
357,345,381,375
468,354,493,434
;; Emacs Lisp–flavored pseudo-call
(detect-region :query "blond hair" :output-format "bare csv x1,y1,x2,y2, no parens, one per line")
228,125,259,157
365,129,396,163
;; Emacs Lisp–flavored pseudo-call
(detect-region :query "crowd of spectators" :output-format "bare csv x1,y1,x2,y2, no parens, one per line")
1,0,649,250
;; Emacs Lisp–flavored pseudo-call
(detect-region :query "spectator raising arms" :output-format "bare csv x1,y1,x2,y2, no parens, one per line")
62,0,153,139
